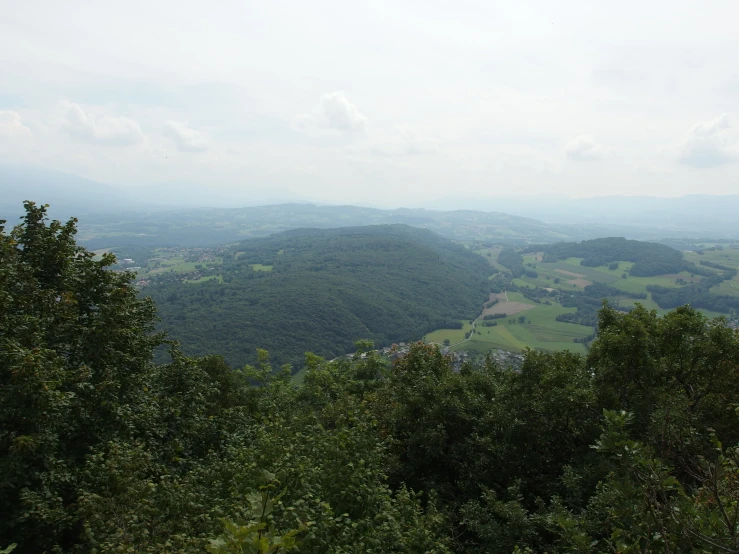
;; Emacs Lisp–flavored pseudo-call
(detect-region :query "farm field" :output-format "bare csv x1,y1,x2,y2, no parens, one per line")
516,255,709,307
424,322,475,346
475,245,507,272
682,247,739,298
428,242,739,358
683,246,739,268
94,246,226,285
424,292,593,355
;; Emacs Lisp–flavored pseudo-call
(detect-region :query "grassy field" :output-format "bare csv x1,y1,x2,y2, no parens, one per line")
424,322,475,345
427,245,738,357
683,246,739,269
474,246,507,272
424,292,592,355
120,248,226,277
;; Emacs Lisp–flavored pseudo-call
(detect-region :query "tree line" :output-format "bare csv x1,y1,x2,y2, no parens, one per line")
537,237,686,276
3,204,739,553
146,225,491,368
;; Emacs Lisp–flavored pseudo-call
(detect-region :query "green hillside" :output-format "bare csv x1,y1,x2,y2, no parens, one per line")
145,225,491,367
538,237,686,276
6,203,739,553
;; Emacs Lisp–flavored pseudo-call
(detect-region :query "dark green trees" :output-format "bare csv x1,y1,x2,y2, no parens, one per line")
0,204,450,553
4,202,739,552
0,203,164,551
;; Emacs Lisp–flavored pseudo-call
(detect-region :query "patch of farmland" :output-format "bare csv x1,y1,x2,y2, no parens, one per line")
424,321,475,345
483,302,535,316
711,279,739,297
555,269,587,279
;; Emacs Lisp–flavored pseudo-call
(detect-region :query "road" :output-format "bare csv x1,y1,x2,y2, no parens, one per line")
446,291,507,348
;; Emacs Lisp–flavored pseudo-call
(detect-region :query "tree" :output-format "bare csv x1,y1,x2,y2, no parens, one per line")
0,203,164,551
0,202,454,553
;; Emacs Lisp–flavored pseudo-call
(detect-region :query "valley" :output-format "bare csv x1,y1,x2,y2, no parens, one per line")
141,224,490,368
101,223,739,366
423,238,739,356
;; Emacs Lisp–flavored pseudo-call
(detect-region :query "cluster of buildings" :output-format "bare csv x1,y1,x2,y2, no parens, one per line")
347,341,524,372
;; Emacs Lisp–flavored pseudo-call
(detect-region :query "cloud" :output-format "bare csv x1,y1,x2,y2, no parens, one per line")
679,114,738,168
565,134,604,161
62,103,145,146
321,91,367,133
371,125,437,156
164,121,209,152
0,111,33,141
297,91,368,134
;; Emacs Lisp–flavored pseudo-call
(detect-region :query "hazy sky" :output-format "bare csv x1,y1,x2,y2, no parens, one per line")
1,0,739,207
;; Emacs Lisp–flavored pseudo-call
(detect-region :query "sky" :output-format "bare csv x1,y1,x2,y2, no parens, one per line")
1,0,739,208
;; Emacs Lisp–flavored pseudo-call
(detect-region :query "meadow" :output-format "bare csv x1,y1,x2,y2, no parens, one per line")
426,245,736,357
424,292,592,355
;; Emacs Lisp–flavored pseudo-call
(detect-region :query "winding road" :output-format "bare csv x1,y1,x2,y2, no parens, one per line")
446,291,508,348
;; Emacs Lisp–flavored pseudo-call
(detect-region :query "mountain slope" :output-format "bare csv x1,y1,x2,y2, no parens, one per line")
0,165,136,219
538,237,686,276
145,225,491,367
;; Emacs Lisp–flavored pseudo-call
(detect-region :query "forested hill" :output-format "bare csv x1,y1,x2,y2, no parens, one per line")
8,203,739,553
145,224,491,367
538,237,686,276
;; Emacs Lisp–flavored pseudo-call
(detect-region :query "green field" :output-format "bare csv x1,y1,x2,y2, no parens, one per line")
682,247,739,299
427,245,739,357
424,322,475,345
474,246,507,272
684,246,739,269
112,248,226,279
424,292,592,355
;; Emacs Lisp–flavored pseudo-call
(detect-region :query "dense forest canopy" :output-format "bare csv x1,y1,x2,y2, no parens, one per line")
4,203,739,553
538,237,686,276
146,225,491,368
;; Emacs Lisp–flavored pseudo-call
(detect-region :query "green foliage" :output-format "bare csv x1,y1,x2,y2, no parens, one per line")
5,202,739,553
207,474,304,553
0,202,164,552
648,267,739,313
498,247,537,278
146,225,490,367
539,237,685,276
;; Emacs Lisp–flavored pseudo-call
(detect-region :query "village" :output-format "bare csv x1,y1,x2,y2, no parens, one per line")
348,342,525,372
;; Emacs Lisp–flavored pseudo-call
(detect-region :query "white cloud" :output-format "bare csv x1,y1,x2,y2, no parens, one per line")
565,134,605,161
298,91,368,134
164,121,209,152
679,114,738,168
0,111,33,141
321,91,367,133
62,102,145,146
7,1,739,197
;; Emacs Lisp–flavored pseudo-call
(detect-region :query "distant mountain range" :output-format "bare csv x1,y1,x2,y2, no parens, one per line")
425,195,739,240
3,164,739,242
0,165,137,219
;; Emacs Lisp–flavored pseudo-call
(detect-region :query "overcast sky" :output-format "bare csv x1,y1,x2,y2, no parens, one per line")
1,0,738,207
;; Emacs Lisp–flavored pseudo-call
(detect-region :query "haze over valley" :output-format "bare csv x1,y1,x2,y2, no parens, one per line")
4,1,739,552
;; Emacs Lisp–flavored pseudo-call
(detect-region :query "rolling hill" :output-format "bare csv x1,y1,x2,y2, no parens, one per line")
145,225,491,367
